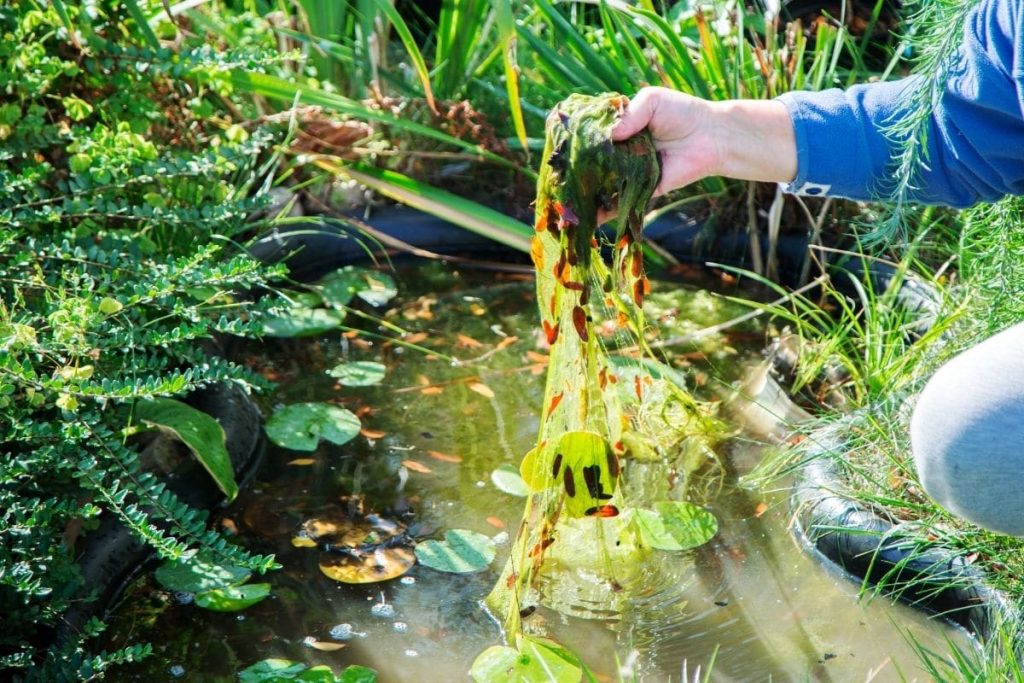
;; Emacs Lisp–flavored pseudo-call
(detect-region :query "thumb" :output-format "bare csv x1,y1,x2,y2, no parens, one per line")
610,88,658,141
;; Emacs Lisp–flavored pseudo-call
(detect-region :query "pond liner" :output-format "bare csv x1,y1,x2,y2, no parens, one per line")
56,381,265,645
249,207,1013,641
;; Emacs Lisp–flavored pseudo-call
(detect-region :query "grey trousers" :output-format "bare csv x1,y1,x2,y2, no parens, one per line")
910,323,1024,536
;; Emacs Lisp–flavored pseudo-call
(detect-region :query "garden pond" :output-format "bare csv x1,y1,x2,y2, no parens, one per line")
104,265,971,682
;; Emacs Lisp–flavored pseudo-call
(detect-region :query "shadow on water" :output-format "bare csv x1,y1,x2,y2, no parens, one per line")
104,266,970,682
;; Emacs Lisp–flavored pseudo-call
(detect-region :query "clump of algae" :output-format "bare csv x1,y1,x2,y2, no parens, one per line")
484,94,724,642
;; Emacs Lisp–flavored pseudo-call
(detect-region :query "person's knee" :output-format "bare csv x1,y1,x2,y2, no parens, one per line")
910,324,1024,536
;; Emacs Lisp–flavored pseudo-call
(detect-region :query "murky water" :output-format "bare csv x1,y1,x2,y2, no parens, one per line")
105,266,971,682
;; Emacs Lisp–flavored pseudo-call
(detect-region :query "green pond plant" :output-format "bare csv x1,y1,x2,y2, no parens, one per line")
475,94,725,680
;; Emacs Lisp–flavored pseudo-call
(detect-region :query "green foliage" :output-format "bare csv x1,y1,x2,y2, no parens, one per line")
239,659,377,683
265,403,362,452
414,529,497,574
0,1,291,677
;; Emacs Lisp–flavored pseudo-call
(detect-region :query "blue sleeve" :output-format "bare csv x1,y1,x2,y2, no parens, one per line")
776,0,1024,208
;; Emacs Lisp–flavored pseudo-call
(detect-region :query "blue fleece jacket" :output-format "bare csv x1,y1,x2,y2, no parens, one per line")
777,0,1024,208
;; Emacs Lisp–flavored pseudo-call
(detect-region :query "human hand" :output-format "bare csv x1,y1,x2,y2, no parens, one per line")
610,87,720,198
600,87,797,223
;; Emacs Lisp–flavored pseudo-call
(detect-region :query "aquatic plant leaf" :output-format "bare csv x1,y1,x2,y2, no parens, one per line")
239,659,307,682
134,397,238,500
154,557,251,594
633,502,718,551
553,431,618,518
194,582,271,611
337,666,378,683
491,463,530,497
470,637,582,683
318,266,396,308
318,547,416,584
356,272,397,307
415,529,496,573
266,403,361,452
328,361,386,386
262,308,346,338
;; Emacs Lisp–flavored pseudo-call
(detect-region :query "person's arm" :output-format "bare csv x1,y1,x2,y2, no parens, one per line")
617,0,1024,208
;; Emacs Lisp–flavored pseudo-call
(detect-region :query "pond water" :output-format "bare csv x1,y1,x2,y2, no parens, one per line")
105,265,971,682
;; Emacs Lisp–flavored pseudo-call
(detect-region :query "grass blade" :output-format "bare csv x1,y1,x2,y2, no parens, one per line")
494,0,530,157
321,161,533,253
366,0,438,113
124,0,161,48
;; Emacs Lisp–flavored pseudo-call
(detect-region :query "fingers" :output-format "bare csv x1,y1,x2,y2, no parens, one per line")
610,87,660,141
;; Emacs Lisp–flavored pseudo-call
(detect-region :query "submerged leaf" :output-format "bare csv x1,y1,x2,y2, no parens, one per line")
195,583,271,611
470,636,583,683
328,361,386,386
266,403,361,452
415,529,496,573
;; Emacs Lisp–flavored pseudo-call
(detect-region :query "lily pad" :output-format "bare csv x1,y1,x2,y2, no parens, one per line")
415,529,496,574
194,582,271,611
633,501,718,551
328,361,386,387
134,397,237,500
318,547,416,584
266,403,361,452
262,308,346,338
491,463,530,497
154,557,250,594
470,636,582,683
319,267,397,308
239,659,377,683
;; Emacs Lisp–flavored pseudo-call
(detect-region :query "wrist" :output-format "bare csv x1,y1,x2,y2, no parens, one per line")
706,99,797,184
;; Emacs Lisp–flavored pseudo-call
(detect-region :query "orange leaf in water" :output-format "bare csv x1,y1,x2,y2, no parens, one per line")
457,333,484,349
287,458,316,466
469,303,486,316
420,386,444,395
427,450,462,463
468,382,495,398
495,336,518,351
754,502,769,518
404,332,429,344
526,351,549,364
486,516,505,530
360,428,386,439
402,460,432,474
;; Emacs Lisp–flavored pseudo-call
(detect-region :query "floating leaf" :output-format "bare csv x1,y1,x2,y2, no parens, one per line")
319,547,416,584
155,557,250,594
306,641,346,652
491,464,530,497
135,398,238,500
427,450,462,463
402,459,432,474
195,583,271,611
633,501,718,551
262,308,346,338
415,529,496,574
470,636,582,683
328,361,386,386
239,660,376,683
266,403,361,452
357,271,398,307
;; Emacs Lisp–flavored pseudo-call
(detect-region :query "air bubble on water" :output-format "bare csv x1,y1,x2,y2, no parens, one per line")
236,615,245,621
329,623,353,640
174,591,194,605
168,665,186,678
371,602,396,618
475,480,486,488
400,576,416,586
491,531,509,546
392,621,408,633
404,649,420,658
302,636,317,648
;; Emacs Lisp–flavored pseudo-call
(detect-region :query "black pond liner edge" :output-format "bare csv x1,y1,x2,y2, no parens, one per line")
58,381,265,645
249,207,1018,643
